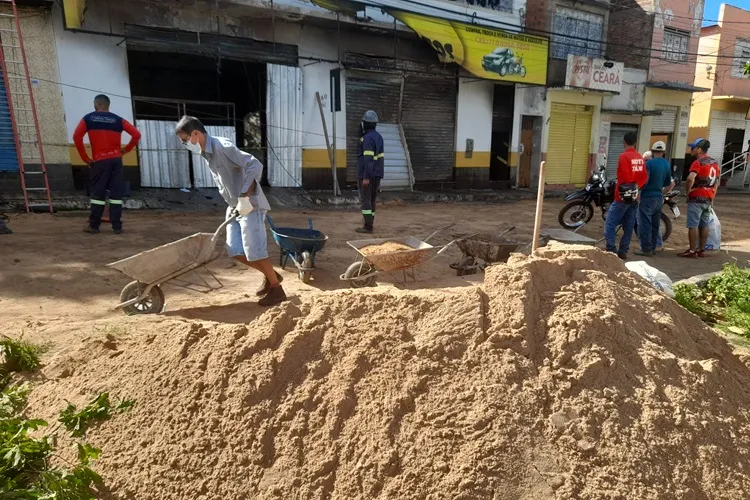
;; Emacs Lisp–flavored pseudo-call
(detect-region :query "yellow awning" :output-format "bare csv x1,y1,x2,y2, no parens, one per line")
63,0,86,29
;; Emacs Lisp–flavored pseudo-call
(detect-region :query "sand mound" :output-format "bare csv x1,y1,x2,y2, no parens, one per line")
28,245,750,499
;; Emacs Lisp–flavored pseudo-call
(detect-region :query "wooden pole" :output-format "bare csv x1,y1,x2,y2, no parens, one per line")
315,92,339,196
531,161,546,253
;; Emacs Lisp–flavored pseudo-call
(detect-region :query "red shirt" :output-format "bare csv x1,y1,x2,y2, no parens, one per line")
73,111,141,164
615,147,648,202
688,154,720,203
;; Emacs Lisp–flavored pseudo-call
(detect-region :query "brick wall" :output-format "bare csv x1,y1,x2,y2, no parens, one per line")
606,0,654,70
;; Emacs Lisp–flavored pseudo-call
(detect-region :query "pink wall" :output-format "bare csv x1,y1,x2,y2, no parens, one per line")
713,4,750,98
648,0,704,85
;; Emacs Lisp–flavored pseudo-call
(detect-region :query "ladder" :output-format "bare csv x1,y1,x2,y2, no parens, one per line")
0,0,53,213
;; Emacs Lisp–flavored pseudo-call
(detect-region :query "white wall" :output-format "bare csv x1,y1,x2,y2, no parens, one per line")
298,25,346,151
455,78,494,155
52,3,133,144
601,68,646,112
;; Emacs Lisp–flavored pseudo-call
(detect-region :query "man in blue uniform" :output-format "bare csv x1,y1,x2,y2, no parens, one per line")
356,110,384,234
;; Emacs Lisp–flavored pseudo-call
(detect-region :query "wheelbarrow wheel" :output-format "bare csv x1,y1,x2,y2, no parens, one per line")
119,281,165,315
344,261,377,288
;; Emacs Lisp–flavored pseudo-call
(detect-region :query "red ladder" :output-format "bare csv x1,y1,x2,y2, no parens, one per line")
0,0,53,213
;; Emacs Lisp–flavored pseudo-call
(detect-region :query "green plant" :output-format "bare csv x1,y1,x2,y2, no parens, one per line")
0,337,134,498
0,336,46,374
704,263,750,308
59,393,135,438
674,283,714,321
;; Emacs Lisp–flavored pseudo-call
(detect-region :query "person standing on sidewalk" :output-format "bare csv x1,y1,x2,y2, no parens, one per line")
356,110,384,234
175,116,287,307
635,141,674,256
680,138,720,259
74,94,141,234
604,131,648,260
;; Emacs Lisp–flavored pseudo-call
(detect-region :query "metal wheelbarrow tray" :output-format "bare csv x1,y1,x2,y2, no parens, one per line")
340,225,461,287
267,216,328,283
450,232,521,276
107,216,234,315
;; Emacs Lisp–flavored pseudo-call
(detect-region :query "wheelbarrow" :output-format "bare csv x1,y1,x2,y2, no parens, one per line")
449,226,520,276
107,214,237,315
340,224,464,288
266,216,328,283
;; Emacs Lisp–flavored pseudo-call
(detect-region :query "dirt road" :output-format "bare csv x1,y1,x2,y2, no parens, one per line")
1,196,749,339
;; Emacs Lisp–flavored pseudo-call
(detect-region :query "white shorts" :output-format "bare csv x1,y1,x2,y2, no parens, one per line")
225,207,269,262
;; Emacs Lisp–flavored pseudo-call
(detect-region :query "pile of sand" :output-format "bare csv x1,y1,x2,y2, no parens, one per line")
28,244,750,499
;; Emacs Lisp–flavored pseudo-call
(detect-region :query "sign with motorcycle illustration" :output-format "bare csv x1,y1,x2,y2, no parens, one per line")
390,11,549,85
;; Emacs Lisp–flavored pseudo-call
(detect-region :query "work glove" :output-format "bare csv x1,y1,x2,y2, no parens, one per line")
236,197,254,217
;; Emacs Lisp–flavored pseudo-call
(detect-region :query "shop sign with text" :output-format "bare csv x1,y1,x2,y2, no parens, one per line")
565,55,623,93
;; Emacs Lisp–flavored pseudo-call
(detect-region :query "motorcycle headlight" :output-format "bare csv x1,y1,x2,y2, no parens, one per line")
585,184,591,191
591,174,600,182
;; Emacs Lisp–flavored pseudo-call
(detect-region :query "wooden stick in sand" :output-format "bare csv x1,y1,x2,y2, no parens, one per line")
531,161,546,253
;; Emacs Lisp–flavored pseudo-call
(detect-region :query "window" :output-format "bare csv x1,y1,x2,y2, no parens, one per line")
551,7,605,60
446,0,513,13
662,28,689,63
732,38,750,79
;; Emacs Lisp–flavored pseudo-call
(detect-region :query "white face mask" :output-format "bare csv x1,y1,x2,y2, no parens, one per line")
183,137,202,155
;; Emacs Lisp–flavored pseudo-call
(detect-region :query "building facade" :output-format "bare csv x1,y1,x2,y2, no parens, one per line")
688,3,750,189
516,0,706,189
0,0,718,197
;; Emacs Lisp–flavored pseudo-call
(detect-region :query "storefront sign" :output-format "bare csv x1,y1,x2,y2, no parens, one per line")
565,55,624,93
680,110,689,138
390,11,549,85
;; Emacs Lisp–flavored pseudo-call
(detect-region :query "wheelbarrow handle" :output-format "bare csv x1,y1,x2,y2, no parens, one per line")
308,218,314,230
211,211,238,245
266,214,277,230
423,222,456,244
435,232,479,257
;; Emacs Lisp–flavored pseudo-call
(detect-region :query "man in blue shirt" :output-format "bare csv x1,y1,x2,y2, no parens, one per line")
635,141,674,256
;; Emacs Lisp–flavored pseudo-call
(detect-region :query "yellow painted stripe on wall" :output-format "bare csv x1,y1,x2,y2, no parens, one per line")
509,151,519,168
455,152,491,168
69,145,139,167
302,148,347,169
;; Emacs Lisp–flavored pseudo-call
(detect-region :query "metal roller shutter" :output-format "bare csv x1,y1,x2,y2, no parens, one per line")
708,111,728,160
606,124,639,180
401,74,457,183
345,73,402,183
124,25,298,65
0,68,19,172
653,105,678,134
572,111,593,184
547,104,592,185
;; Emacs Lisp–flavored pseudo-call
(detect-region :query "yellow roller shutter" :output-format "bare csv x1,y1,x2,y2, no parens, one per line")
547,104,577,184
571,110,593,185
546,103,593,185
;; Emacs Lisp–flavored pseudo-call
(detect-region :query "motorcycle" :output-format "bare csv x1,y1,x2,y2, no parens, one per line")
558,158,680,242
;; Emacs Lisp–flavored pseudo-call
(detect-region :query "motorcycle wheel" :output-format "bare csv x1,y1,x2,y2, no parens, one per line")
519,66,527,77
558,201,595,229
500,64,507,77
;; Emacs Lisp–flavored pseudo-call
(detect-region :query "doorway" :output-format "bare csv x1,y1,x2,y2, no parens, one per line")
723,128,746,167
490,84,515,184
518,115,541,188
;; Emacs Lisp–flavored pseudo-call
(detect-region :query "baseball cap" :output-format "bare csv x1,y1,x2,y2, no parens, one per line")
651,141,666,151
688,138,710,150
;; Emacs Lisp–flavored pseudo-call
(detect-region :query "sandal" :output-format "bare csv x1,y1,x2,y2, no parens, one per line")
678,249,698,258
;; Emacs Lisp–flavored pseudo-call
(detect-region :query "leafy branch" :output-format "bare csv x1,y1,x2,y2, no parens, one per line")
0,336,135,498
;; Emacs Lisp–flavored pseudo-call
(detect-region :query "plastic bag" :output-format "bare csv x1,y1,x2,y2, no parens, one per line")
705,210,721,251
625,261,675,298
